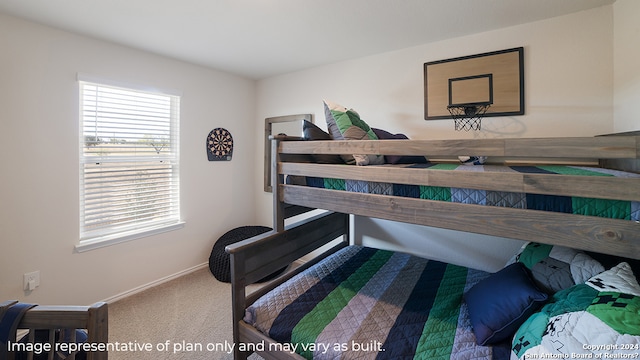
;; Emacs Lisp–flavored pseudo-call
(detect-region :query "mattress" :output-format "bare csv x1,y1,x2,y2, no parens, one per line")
302,164,640,221
244,245,510,360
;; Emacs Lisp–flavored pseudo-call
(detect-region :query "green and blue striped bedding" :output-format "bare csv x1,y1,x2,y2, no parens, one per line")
244,246,510,359
303,165,640,221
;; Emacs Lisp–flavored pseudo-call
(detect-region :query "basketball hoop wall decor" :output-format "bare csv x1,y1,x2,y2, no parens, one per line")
424,47,524,131
448,103,491,131
207,128,233,161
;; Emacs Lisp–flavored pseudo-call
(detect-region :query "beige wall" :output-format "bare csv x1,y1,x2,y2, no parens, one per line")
613,0,640,132
255,5,616,271
0,14,257,305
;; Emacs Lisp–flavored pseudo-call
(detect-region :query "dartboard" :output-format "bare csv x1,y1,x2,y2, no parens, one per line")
207,128,233,161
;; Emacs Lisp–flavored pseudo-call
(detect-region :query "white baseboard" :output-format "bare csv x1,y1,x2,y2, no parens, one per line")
102,262,208,303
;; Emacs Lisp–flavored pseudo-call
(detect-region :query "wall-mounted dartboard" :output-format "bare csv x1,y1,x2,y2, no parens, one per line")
206,128,233,161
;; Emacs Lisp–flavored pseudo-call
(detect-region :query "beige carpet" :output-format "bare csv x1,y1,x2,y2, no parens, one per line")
108,267,262,360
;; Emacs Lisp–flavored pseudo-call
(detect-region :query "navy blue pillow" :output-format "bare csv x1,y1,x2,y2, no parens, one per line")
463,262,548,345
371,128,429,164
302,120,344,164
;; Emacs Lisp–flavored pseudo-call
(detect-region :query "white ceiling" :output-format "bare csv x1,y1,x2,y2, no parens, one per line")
0,0,615,79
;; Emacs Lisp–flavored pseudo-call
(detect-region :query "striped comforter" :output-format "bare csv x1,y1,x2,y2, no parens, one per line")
302,164,640,221
244,246,510,359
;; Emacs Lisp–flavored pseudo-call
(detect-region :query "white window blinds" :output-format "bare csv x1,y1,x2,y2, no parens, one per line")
79,80,181,246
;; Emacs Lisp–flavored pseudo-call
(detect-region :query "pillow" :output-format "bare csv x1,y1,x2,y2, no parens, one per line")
371,128,429,164
464,262,548,346
323,100,384,166
301,120,344,164
586,261,640,296
508,242,604,295
511,262,640,359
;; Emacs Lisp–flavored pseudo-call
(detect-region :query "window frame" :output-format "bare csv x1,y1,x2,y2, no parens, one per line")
76,74,183,252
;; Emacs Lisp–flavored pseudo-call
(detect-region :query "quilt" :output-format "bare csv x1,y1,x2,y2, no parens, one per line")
244,245,510,360
303,165,640,221
511,262,640,359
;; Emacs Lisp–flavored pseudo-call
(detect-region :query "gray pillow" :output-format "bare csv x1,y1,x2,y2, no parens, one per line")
509,242,604,294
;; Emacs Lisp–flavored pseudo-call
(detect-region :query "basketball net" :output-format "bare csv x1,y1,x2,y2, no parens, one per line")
447,104,490,131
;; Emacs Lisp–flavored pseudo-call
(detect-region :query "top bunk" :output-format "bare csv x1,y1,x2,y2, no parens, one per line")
271,133,640,259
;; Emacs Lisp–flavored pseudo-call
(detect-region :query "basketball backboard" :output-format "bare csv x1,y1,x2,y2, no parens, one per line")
424,47,524,120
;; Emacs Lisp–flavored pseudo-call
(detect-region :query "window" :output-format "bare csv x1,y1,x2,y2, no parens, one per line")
78,77,181,251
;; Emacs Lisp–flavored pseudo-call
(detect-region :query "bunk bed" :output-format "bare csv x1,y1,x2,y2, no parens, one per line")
226,133,640,360
0,301,108,360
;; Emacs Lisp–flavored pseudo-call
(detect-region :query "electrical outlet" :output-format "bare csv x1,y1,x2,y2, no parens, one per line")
23,271,40,291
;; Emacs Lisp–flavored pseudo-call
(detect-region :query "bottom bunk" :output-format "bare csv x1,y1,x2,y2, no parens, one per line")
227,212,640,360
245,244,511,359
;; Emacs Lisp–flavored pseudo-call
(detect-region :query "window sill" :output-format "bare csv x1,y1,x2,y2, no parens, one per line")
75,221,185,253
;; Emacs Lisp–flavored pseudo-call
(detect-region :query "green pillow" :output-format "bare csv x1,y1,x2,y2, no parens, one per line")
323,100,384,166
510,242,604,294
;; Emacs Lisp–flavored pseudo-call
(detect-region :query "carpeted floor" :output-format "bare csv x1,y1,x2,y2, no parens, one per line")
108,267,262,360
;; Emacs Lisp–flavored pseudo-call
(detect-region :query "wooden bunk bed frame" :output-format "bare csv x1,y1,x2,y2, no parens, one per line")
227,134,640,360
1,301,108,360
